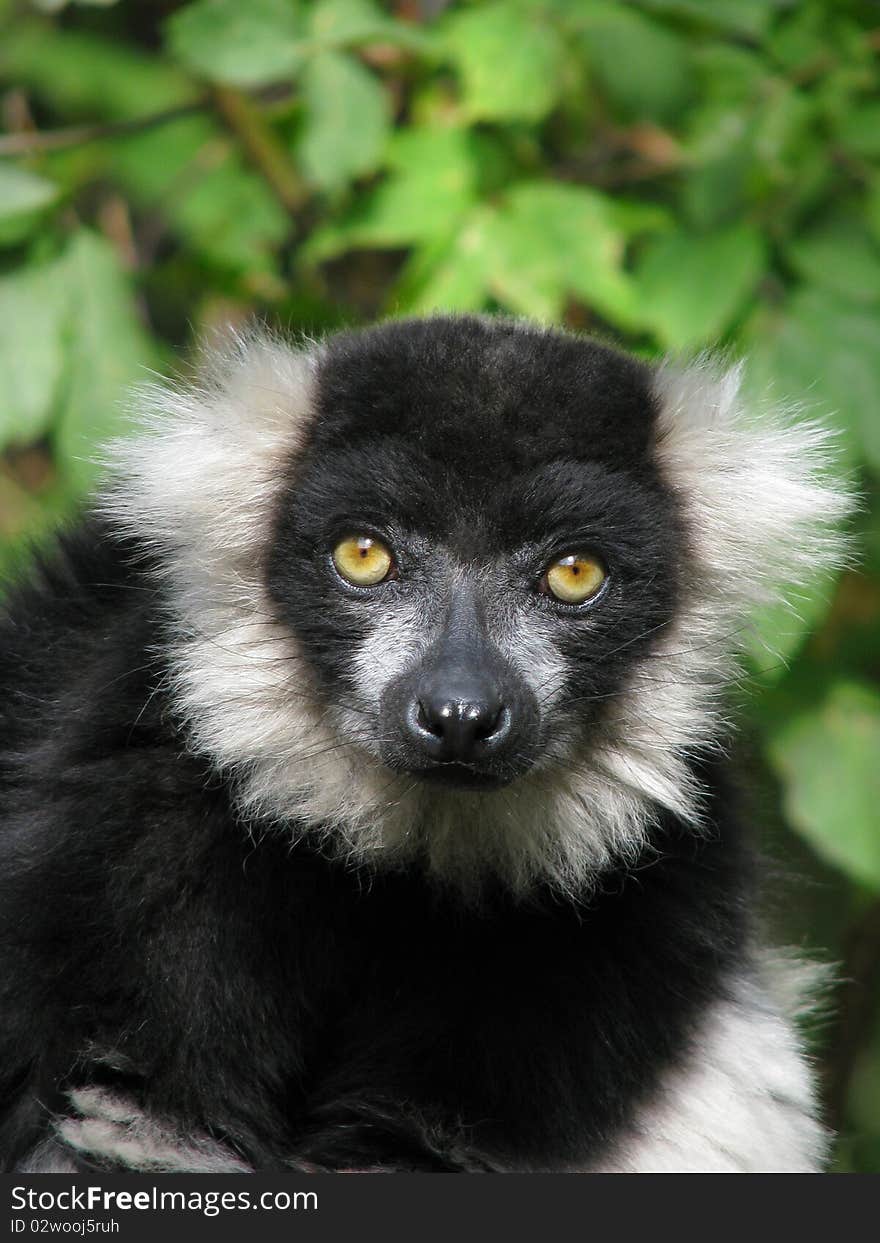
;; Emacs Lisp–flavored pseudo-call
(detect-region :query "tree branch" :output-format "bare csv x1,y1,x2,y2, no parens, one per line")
209,84,308,215
0,99,208,156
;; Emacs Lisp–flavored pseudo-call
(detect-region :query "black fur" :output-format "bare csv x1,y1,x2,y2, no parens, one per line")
271,319,686,772
0,317,754,1172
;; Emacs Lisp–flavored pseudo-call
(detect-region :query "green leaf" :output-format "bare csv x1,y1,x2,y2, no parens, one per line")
682,77,815,228
0,257,70,448
744,288,880,473
692,42,766,102
442,4,566,123
633,0,781,38
576,3,692,121
171,150,291,272
307,0,427,51
679,148,752,230
767,5,828,72
105,114,216,202
636,224,766,349
483,211,566,322
767,681,880,889
303,126,479,259
787,220,880,305
394,181,662,326
166,0,305,87
836,102,880,159
489,182,651,328
866,174,880,246
53,232,157,492
3,25,190,118
746,571,841,682
751,80,815,174
0,164,60,246
297,51,390,188
394,209,496,315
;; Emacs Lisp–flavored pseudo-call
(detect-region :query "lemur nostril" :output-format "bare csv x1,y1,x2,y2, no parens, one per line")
416,700,444,738
472,703,503,741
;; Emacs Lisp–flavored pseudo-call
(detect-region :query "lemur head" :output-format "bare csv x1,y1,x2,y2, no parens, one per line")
106,316,849,897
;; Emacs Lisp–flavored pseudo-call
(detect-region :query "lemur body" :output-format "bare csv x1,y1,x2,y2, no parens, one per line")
0,317,846,1172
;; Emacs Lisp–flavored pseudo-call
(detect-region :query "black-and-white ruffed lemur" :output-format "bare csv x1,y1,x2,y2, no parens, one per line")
0,315,850,1173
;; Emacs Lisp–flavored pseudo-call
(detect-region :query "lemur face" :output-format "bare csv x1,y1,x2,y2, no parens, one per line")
268,319,683,798
107,315,845,895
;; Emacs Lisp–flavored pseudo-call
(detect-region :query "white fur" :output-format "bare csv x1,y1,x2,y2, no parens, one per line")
54,1088,251,1173
592,359,854,833
590,962,829,1172
101,331,370,836
101,334,851,896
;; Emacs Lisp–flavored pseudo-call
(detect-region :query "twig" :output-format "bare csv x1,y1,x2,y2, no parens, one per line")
0,99,209,156
0,82,300,163
210,84,308,215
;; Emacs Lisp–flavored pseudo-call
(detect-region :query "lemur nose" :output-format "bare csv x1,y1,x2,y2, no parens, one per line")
413,693,509,762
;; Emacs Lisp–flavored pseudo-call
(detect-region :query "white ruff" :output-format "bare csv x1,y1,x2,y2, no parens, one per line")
590,959,830,1172
101,335,851,896
603,359,854,833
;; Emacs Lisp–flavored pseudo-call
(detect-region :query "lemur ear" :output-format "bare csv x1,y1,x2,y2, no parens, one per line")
652,358,854,617
101,329,318,562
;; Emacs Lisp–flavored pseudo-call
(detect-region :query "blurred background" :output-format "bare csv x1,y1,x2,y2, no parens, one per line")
0,0,878,1171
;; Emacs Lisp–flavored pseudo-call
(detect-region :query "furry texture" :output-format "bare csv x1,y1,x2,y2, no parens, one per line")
596,360,853,853
100,323,848,898
0,315,850,1173
592,965,829,1173
102,332,330,840
34,1090,251,1174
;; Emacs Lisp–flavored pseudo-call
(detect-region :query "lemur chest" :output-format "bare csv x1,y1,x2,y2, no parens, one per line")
262,885,708,1166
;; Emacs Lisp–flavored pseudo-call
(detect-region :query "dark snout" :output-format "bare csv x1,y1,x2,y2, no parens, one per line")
408,668,511,764
381,601,538,790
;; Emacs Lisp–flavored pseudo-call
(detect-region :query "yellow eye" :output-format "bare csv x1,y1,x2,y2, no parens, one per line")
543,553,606,604
332,535,395,587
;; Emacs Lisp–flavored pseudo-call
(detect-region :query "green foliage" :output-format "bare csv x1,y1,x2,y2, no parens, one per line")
297,49,390,187
167,0,307,87
572,2,693,122
1,0,879,1169
441,4,566,123
0,229,157,488
635,223,766,347
0,162,59,244
53,230,159,491
746,288,880,470
305,125,480,256
0,254,69,446
767,681,880,889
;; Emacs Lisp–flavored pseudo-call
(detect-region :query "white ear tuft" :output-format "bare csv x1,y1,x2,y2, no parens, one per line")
653,357,854,618
591,358,857,840
96,330,342,845
100,327,319,562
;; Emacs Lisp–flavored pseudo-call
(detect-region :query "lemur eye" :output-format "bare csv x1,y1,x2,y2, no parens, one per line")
541,553,606,604
332,535,395,587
